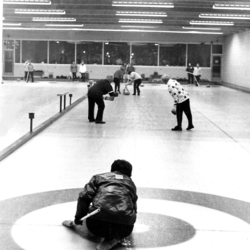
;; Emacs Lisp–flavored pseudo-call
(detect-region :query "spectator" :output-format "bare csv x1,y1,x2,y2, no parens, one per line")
26,61,35,82
79,60,87,82
70,61,78,82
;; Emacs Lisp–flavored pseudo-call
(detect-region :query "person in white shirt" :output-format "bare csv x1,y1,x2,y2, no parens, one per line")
79,60,87,82
127,71,142,96
193,63,202,86
24,60,29,81
161,74,194,131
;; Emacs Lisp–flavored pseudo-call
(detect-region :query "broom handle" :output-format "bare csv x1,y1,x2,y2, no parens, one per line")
80,208,101,221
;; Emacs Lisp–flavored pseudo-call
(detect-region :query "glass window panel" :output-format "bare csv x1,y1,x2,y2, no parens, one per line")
49,41,75,64
104,42,130,65
159,44,186,66
212,44,223,54
15,40,20,63
187,44,211,67
22,41,47,63
77,42,102,64
4,40,14,49
131,43,158,66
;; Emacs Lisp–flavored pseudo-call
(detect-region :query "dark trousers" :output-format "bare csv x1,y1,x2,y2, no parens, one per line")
133,79,142,95
176,99,193,128
86,218,134,240
114,77,121,92
88,95,105,122
187,73,193,84
81,73,86,82
24,71,28,81
194,75,201,85
72,72,77,81
26,71,34,82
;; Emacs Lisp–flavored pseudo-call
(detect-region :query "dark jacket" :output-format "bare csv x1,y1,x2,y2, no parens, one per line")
88,79,114,98
76,171,137,225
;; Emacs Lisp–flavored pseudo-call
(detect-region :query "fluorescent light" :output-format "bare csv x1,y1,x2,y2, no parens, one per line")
33,17,76,22
190,20,234,26
112,1,174,8
121,25,158,28
213,3,250,10
116,11,167,17
46,24,84,27
3,22,22,26
199,14,250,20
183,26,221,30
2,27,223,34
119,19,163,23
4,0,51,5
15,9,65,14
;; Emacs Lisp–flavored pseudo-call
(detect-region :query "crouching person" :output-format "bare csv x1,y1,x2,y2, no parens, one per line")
63,159,138,250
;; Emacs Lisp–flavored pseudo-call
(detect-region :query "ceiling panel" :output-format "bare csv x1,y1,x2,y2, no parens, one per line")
3,0,250,36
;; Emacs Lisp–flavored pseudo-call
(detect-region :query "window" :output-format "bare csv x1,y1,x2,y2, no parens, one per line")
15,40,20,63
77,42,102,64
104,42,130,65
131,43,158,66
49,41,75,64
159,44,186,66
22,41,47,63
187,44,211,67
212,44,223,54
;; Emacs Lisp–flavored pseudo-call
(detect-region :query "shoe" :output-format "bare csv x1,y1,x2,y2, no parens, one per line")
171,126,182,131
186,125,194,130
96,238,121,250
62,220,74,228
89,119,96,122
95,121,106,124
132,93,136,95
118,91,121,94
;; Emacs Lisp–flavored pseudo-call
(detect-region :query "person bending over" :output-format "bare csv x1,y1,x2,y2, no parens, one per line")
63,159,138,250
87,74,118,124
161,74,194,131
127,71,142,96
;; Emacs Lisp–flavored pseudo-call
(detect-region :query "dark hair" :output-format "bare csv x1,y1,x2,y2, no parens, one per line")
111,159,132,177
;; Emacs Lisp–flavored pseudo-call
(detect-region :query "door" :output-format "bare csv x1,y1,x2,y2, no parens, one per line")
212,55,221,80
4,50,14,75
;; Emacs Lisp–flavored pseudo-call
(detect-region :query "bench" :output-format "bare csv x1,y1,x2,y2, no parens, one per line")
33,70,44,78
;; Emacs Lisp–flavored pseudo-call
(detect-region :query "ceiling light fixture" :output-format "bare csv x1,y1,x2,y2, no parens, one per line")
112,1,174,8
119,19,163,23
121,25,157,28
183,26,221,30
116,11,167,17
3,22,22,26
46,24,84,27
15,9,65,14
190,20,234,26
4,0,51,5
33,17,76,22
199,13,250,20
213,3,250,10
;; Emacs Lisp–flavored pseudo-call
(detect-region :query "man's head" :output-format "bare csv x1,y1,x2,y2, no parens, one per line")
111,159,133,177
161,74,170,84
106,74,114,83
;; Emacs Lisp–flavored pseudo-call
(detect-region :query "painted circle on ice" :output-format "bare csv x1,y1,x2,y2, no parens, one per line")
1,187,250,249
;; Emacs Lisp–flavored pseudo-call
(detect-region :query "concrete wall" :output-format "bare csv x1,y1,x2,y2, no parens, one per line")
222,30,250,89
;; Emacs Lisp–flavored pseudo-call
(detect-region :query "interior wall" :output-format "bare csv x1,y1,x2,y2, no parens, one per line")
3,30,223,81
222,30,250,89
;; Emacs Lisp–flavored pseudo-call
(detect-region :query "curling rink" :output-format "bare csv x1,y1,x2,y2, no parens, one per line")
1,80,250,250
